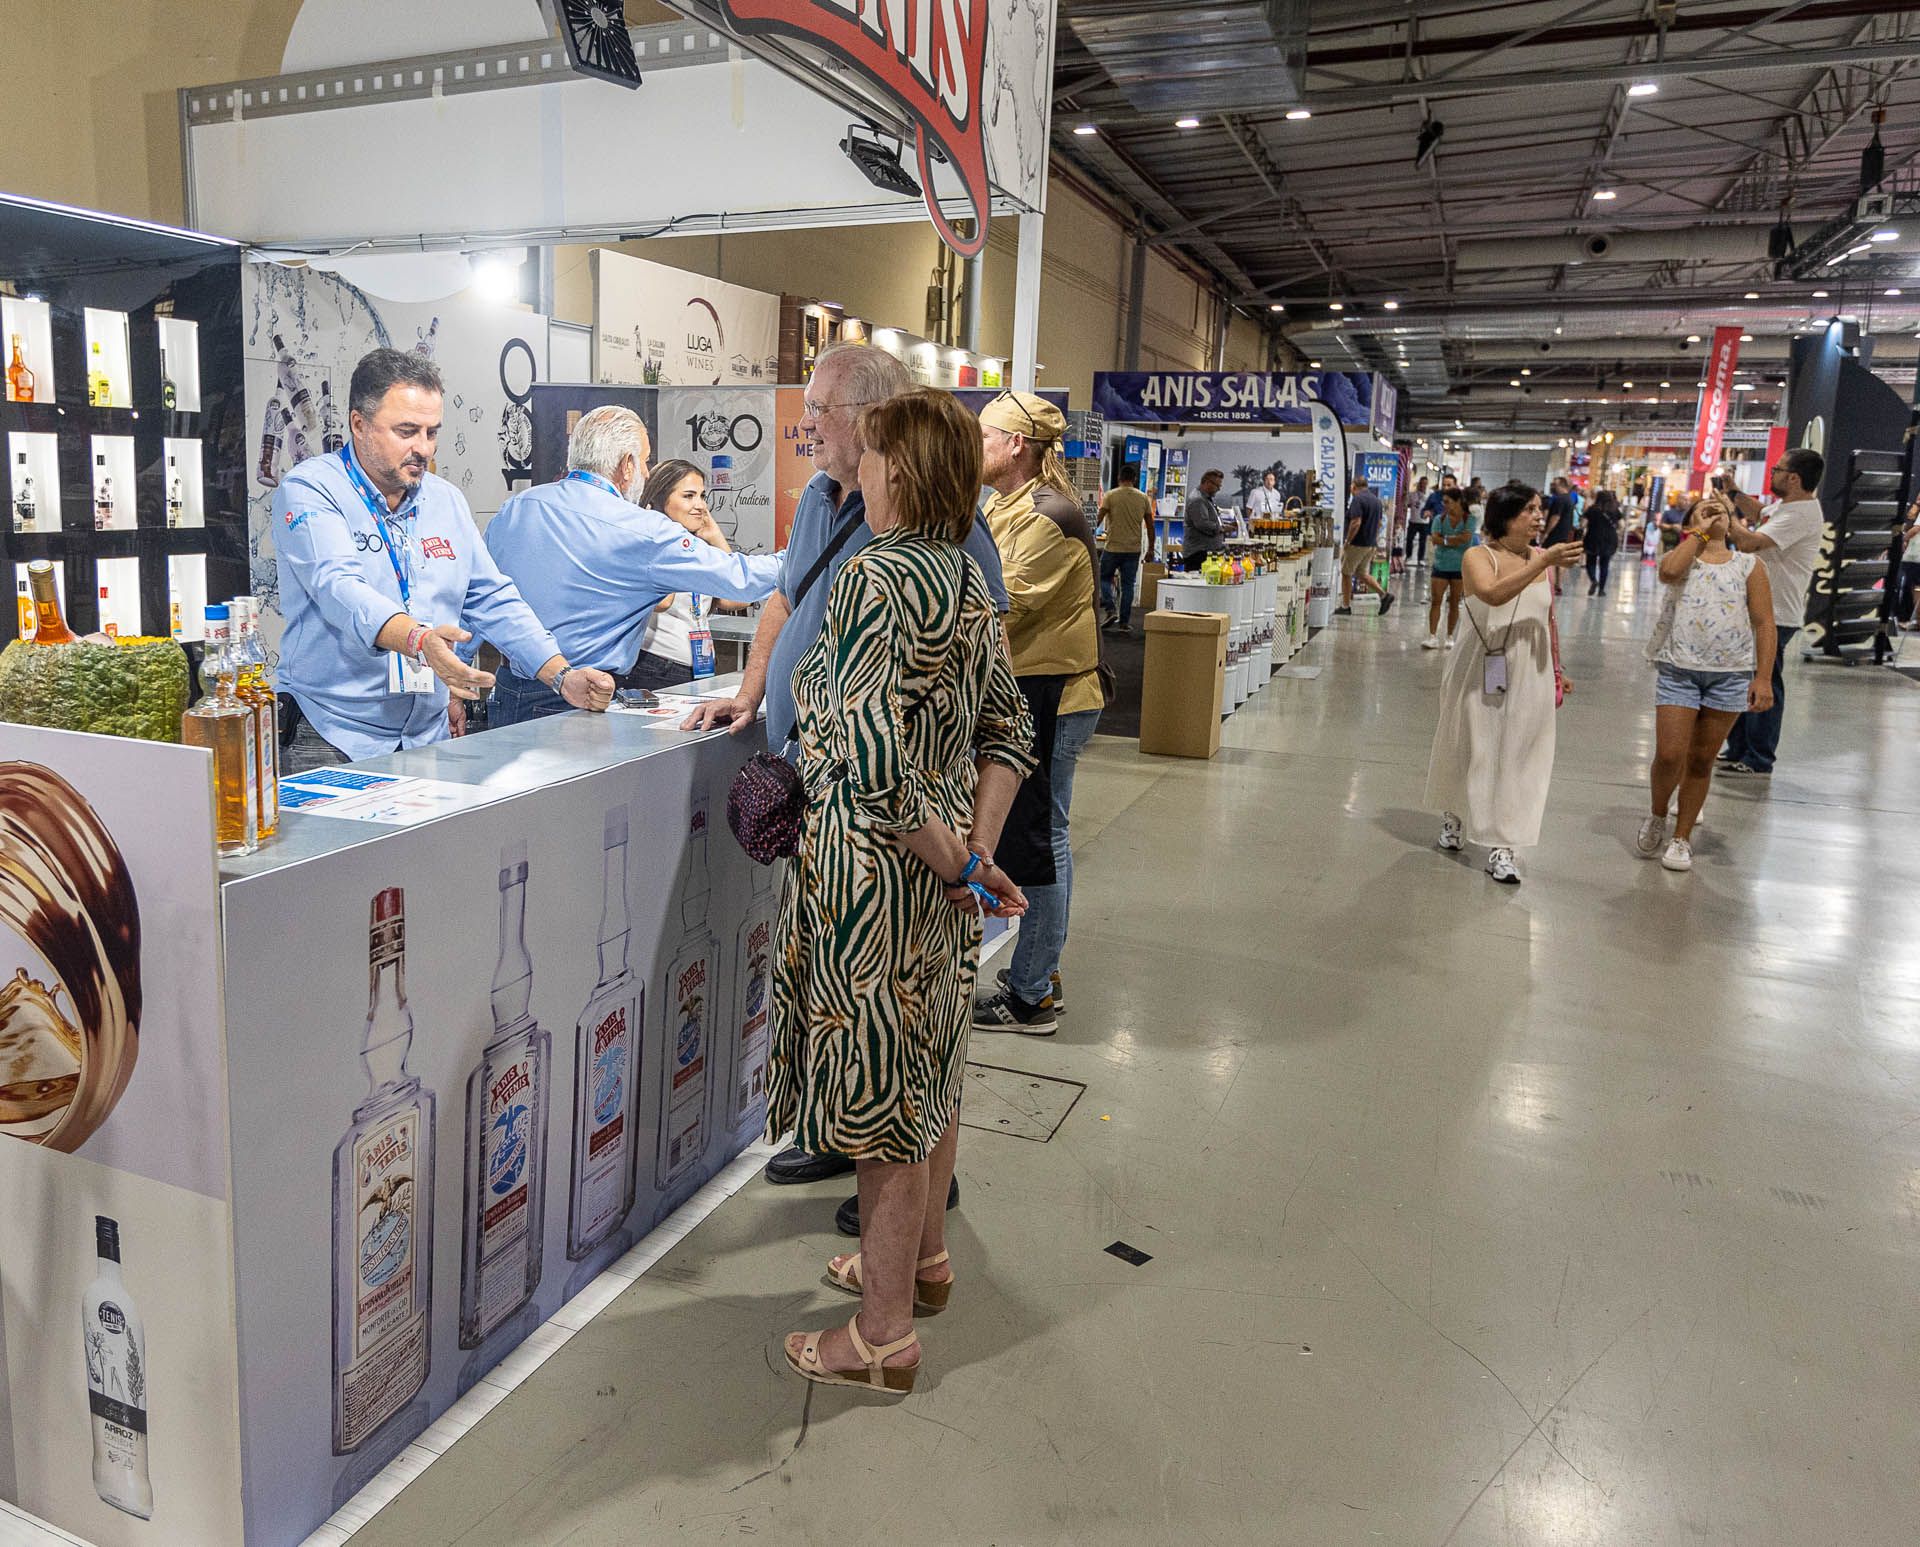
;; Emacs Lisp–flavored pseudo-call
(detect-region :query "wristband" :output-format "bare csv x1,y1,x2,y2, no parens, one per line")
404,624,430,662
952,853,981,888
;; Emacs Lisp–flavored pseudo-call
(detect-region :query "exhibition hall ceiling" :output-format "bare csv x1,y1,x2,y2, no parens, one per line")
1052,0,1920,435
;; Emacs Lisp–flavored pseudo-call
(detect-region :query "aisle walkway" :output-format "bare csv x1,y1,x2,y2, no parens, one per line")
345,561,1920,1547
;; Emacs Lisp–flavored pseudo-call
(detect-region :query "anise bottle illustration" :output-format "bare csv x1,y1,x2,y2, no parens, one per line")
658,794,716,1188
331,887,436,1454
82,1215,152,1519
730,860,778,1128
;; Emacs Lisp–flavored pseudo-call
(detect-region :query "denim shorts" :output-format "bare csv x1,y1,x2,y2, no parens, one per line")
1655,661,1750,712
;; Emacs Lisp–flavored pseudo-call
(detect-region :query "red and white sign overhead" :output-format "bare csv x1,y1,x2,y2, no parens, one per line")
1689,326,1744,481
716,0,993,257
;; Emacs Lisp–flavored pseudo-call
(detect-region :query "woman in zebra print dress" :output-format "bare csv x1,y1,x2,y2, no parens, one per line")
775,388,1036,1396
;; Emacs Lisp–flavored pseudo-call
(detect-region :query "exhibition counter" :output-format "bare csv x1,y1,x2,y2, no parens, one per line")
1,681,775,1547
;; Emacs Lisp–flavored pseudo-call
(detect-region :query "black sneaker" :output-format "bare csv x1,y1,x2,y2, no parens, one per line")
972,987,1057,1035
997,967,1063,1012
1334,606,1353,616
1379,591,1395,616
837,1175,959,1237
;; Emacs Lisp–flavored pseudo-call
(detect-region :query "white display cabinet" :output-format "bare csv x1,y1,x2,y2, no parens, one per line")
82,306,133,408
95,554,142,637
8,430,58,533
158,314,203,412
2,294,55,402
169,551,208,642
89,433,137,530
163,435,205,527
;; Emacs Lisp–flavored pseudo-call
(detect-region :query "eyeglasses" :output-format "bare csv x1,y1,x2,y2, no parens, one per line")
801,396,870,419
986,389,1040,438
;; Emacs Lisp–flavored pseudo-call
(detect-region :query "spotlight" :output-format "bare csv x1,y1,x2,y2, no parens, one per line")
840,124,920,197
1415,119,1446,169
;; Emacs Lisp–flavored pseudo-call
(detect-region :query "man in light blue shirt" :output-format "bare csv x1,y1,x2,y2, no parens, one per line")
273,348,615,768
480,406,783,727
682,343,1006,749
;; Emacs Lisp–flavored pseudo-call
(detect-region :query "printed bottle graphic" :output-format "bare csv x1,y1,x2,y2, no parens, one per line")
567,805,641,1259
460,842,551,1349
12,450,33,533
332,888,436,1454
730,860,778,1128
82,1215,152,1520
256,394,284,488
658,794,717,1188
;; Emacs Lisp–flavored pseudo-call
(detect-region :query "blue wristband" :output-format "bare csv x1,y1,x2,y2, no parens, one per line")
953,853,981,887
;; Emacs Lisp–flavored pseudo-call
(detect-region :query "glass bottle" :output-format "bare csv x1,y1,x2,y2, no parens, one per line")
12,450,33,533
331,888,436,1454
87,339,111,406
166,454,184,528
7,334,33,402
228,597,279,840
658,794,716,1188
566,803,641,1260
82,1215,152,1520
460,842,551,1349
180,603,259,857
24,560,73,644
93,454,114,531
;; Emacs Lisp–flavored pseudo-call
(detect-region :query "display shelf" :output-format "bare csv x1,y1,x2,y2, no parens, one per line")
8,431,56,534
169,552,208,642
90,433,137,531
95,555,141,637
2,295,54,402
14,558,63,637
83,306,132,408
157,313,203,412
163,435,205,527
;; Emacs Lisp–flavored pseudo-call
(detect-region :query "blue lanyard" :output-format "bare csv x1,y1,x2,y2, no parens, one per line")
340,445,416,611
566,469,622,499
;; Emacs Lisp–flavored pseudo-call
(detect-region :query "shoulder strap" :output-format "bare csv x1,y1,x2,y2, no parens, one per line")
791,504,866,611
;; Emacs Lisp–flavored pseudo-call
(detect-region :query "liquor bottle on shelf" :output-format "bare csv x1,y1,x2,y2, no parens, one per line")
159,340,177,411
12,451,33,533
566,803,642,1261
23,560,73,644
180,604,259,857
16,577,32,639
7,334,33,402
87,339,111,407
730,860,777,1129
98,583,117,638
332,887,436,1455
321,378,346,453
459,841,551,1351
81,1215,153,1520
166,456,184,529
168,586,182,641
257,395,285,488
229,597,279,840
658,793,716,1188
92,454,115,531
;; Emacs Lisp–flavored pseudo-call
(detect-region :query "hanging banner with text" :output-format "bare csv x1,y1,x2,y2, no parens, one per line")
1689,326,1744,481
1093,371,1381,429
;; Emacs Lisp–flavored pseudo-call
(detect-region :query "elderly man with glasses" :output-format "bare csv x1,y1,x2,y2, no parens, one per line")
683,341,1008,1200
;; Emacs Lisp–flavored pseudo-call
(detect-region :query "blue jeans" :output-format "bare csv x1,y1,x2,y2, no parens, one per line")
488,665,571,728
1008,708,1101,1002
1723,624,1794,771
1099,550,1141,626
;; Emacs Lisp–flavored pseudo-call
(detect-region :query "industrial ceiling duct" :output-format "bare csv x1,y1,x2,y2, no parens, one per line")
1067,0,1308,114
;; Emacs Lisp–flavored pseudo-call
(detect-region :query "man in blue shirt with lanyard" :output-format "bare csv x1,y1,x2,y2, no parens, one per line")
681,342,1007,1198
273,348,616,770
482,405,784,726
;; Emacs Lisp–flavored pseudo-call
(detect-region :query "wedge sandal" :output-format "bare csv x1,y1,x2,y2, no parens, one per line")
783,1314,920,1395
825,1250,954,1313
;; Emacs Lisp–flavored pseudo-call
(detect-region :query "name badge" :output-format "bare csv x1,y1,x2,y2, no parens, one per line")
689,628,716,678
1483,652,1508,696
389,640,438,696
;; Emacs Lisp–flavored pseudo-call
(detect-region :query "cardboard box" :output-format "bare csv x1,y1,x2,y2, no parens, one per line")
1140,560,1168,613
1140,610,1228,758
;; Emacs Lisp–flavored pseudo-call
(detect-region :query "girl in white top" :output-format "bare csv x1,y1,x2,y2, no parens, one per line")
1638,496,1775,872
632,461,751,689
1425,482,1583,885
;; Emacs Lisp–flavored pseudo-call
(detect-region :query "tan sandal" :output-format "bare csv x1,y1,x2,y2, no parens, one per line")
783,1314,920,1394
825,1250,954,1313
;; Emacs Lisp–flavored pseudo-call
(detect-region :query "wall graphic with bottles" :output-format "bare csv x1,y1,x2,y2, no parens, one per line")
0,195,244,648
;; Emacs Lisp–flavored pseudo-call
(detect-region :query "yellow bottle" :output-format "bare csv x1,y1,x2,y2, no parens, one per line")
87,339,111,407
181,604,259,857
229,597,279,839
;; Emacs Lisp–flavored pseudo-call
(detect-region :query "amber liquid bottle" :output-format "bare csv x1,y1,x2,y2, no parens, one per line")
7,335,34,403
181,604,259,857
24,561,73,644
228,596,279,839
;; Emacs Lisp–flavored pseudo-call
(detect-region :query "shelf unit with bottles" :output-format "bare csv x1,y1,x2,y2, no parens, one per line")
0,193,245,649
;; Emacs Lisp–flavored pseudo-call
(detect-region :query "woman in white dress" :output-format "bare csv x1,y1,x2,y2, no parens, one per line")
1425,482,1584,884
631,461,754,689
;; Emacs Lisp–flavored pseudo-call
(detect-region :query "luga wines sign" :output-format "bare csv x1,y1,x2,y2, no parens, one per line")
716,0,993,257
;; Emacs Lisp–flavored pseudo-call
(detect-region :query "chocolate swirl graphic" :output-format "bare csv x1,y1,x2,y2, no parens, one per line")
0,762,142,1150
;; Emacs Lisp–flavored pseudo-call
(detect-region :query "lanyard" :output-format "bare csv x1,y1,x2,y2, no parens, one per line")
566,469,622,499
340,445,416,611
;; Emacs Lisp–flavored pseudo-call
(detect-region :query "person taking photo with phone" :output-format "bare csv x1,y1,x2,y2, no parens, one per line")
1424,482,1583,885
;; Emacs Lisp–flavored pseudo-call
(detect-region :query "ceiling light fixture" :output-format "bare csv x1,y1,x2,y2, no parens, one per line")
1383,300,1400,310
1686,334,1702,343
1871,228,1900,242
1659,380,1670,388
1329,301,1344,311
1592,189,1618,201
1888,287,1905,296
1812,289,1829,298
1509,378,1521,387
1732,382,1756,391
1269,302,1284,312
1739,334,1754,342
1628,81,1659,97
1744,291,1760,300
1286,108,1311,121
1073,123,1097,137
840,124,921,196
1309,360,1321,368
1521,368,1531,376
1175,116,1201,129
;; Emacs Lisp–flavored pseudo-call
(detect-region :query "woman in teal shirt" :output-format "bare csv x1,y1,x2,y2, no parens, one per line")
1423,488,1477,649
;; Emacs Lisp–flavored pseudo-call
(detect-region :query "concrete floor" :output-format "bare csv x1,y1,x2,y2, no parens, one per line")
346,563,1920,1547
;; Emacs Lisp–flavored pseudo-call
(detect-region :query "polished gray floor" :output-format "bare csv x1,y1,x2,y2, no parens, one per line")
349,561,1920,1547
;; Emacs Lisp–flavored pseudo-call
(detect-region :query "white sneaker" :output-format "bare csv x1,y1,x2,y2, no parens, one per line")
1422,632,1441,650
1661,838,1693,872
1635,814,1670,857
1444,632,1458,649
1486,847,1521,884
1438,812,1464,851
